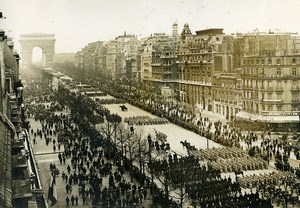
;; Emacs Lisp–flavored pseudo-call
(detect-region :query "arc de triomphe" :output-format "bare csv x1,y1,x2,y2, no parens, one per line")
19,33,55,68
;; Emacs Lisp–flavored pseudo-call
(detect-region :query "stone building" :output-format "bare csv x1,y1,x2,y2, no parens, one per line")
115,33,140,82
0,30,34,207
177,25,229,114
140,32,177,102
236,31,300,130
75,41,105,75
212,35,243,119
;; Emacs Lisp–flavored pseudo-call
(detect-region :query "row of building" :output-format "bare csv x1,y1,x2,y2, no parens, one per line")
0,29,45,207
75,23,300,130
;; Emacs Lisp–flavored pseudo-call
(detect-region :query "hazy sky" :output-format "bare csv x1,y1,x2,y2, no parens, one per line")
2,0,300,53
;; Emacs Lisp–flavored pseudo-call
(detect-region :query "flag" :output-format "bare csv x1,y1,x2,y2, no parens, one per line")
48,174,57,207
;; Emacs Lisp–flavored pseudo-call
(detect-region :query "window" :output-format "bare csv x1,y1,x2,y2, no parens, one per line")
276,58,281,65
268,105,273,111
268,58,272,65
277,68,281,76
292,58,296,64
267,81,271,87
277,105,282,111
277,93,282,100
292,93,299,100
277,80,282,87
268,93,272,99
292,68,297,76
5,78,10,93
261,59,265,64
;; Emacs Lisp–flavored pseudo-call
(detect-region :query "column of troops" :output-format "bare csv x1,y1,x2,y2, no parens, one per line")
124,116,169,126
190,147,268,173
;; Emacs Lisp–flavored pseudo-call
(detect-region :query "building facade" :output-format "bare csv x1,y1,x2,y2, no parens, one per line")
74,25,300,130
177,26,229,114
0,30,35,207
236,32,300,129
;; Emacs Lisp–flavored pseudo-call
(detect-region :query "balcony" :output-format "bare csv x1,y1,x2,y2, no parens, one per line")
266,86,273,92
162,71,173,75
13,180,32,199
261,99,283,104
291,86,300,93
242,85,252,90
12,155,28,169
12,139,25,155
275,86,284,92
291,99,300,104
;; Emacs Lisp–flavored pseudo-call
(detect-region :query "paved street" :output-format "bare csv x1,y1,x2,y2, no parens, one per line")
103,103,222,156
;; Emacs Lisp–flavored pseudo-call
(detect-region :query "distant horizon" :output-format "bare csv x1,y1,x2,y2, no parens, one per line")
2,0,300,53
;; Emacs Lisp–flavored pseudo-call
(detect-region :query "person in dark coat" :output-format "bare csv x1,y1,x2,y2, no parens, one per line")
75,196,78,206
66,196,70,207
71,195,75,206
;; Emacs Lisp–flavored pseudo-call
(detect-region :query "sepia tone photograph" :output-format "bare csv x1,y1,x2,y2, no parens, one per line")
0,0,300,207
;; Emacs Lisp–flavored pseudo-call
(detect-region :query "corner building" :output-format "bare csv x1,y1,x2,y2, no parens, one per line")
177,25,233,114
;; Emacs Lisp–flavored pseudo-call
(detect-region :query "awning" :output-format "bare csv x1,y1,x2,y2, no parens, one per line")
236,111,300,123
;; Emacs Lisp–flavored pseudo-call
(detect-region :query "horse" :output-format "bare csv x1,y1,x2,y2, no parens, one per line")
119,105,128,111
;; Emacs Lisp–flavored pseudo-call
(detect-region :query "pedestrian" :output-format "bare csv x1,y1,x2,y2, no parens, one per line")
63,155,66,164
66,196,70,207
62,171,66,180
58,153,62,165
66,183,70,194
75,196,78,206
82,195,87,205
71,195,75,206
143,188,147,199
67,165,71,174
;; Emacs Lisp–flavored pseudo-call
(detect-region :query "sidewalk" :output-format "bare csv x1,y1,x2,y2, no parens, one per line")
29,109,153,208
